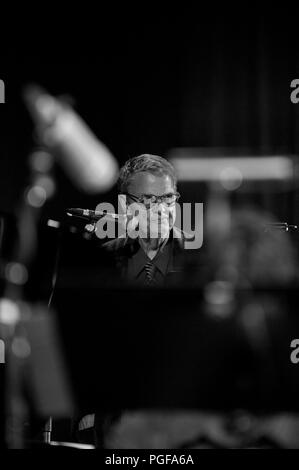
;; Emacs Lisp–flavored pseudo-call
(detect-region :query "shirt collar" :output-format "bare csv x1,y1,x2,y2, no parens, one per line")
131,237,172,277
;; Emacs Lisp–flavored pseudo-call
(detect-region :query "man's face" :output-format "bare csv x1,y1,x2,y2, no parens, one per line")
126,172,176,239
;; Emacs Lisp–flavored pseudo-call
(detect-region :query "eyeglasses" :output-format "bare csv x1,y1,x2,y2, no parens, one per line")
124,192,180,207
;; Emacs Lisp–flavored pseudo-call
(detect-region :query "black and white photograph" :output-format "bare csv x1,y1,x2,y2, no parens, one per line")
1,6,299,459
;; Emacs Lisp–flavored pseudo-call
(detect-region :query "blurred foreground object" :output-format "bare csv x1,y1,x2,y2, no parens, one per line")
204,207,298,287
23,85,118,194
86,207,299,449
169,148,299,247
169,150,294,183
1,302,74,448
1,81,119,447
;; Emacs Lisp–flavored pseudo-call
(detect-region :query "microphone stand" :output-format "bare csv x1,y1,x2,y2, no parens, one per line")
0,148,56,448
43,417,52,444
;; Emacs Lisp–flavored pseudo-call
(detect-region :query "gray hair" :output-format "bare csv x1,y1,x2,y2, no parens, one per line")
117,154,177,193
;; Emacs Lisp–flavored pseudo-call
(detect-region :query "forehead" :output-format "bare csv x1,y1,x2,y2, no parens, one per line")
127,171,175,195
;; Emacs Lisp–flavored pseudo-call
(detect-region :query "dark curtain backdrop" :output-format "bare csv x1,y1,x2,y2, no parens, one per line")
1,7,299,217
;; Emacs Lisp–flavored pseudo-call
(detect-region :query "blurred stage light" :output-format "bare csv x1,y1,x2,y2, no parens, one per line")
23,85,119,194
169,149,294,183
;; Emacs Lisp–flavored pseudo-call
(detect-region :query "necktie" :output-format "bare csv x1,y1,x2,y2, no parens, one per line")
144,260,156,285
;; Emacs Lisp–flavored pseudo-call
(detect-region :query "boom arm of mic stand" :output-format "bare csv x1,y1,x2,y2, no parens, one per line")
264,223,298,232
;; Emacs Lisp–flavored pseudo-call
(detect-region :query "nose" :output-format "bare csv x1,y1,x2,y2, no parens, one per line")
151,202,167,216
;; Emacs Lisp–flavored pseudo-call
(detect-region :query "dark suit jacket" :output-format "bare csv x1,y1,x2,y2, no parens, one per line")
101,227,198,287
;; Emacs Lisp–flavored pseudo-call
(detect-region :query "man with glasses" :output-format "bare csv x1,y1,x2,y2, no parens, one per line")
76,154,197,446
103,153,194,287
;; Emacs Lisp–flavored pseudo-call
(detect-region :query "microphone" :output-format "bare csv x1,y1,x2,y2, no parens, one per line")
264,222,298,232
23,85,119,194
66,208,125,222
